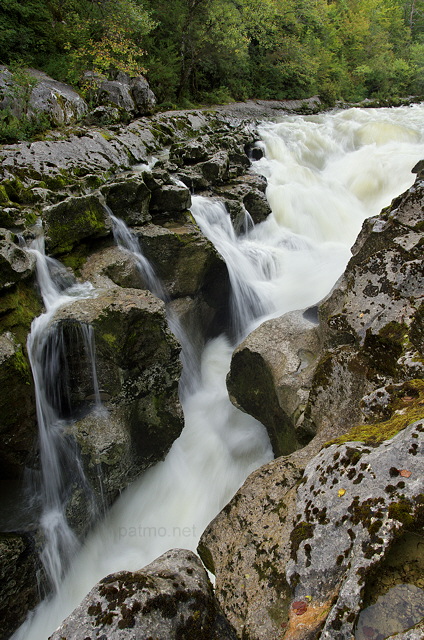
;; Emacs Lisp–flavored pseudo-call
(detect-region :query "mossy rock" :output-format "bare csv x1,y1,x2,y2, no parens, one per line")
44,193,111,255
326,379,424,447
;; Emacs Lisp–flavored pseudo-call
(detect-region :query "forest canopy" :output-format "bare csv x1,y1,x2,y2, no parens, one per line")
0,0,423,106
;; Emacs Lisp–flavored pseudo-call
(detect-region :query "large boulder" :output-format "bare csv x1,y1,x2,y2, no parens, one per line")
100,176,152,226
302,172,424,440
199,405,424,640
135,221,227,298
27,69,88,126
49,549,237,640
0,67,88,126
227,310,321,456
44,193,112,255
129,75,156,115
49,287,184,508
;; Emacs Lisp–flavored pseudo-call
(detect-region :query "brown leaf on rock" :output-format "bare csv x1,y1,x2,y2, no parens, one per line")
292,601,308,615
399,469,412,478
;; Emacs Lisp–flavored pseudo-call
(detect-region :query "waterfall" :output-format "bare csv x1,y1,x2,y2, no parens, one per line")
25,236,102,592
13,104,424,640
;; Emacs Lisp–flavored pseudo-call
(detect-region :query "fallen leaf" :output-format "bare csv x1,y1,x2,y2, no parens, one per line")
292,601,308,615
399,469,412,478
338,488,346,497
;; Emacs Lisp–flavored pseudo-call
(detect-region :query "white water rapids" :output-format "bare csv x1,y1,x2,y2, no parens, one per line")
13,104,424,640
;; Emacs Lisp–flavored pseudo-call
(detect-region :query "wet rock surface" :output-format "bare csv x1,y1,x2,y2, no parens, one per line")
0,532,40,639
49,548,237,640
50,287,184,507
227,310,321,456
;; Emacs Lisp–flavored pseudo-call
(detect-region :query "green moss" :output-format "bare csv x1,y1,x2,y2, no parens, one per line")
0,185,10,205
388,499,414,527
290,521,314,560
0,282,42,344
326,379,424,447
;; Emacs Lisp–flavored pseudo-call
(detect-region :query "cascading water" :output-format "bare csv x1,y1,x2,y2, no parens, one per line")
25,235,101,592
13,104,424,640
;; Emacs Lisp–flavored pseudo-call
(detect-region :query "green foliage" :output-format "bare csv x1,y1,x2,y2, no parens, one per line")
0,0,422,112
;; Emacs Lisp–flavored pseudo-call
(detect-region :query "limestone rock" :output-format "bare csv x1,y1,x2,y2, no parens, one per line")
50,287,183,506
26,69,88,126
49,549,237,640
101,176,152,226
198,415,424,640
0,67,88,126
0,234,36,288
302,174,424,439
285,420,424,640
129,75,156,115
0,332,36,478
227,310,321,456
0,532,40,638
149,183,192,216
44,193,111,255
135,221,227,298
96,79,136,114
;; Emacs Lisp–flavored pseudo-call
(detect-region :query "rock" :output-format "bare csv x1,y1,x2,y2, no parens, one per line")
301,174,424,439
44,193,111,255
170,138,212,165
198,414,424,640
81,246,147,291
130,75,156,115
227,310,321,456
50,287,184,508
83,106,121,126
136,221,227,298
0,234,36,288
101,176,152,226
96,79,136,114
199,151,230,185
214,172,271,228
284,420,424,640
49,549,237,640
0,332,36,478
0,532,40,638
26,69,88,126
149,184,192,216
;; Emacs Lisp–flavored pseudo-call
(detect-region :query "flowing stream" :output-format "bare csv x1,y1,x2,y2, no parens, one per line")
14,104,424,640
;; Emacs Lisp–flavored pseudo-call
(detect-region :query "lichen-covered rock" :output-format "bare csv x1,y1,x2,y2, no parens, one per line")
198,411,424,640
302,173,424,439
198,432,329,640
227,310,321,456
49,549,237,640
50,287,183,507
0,67,88,126
0,332,36,478
0,532,40,638
96,79,136,114
284,419,424,640
44,193,111,255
